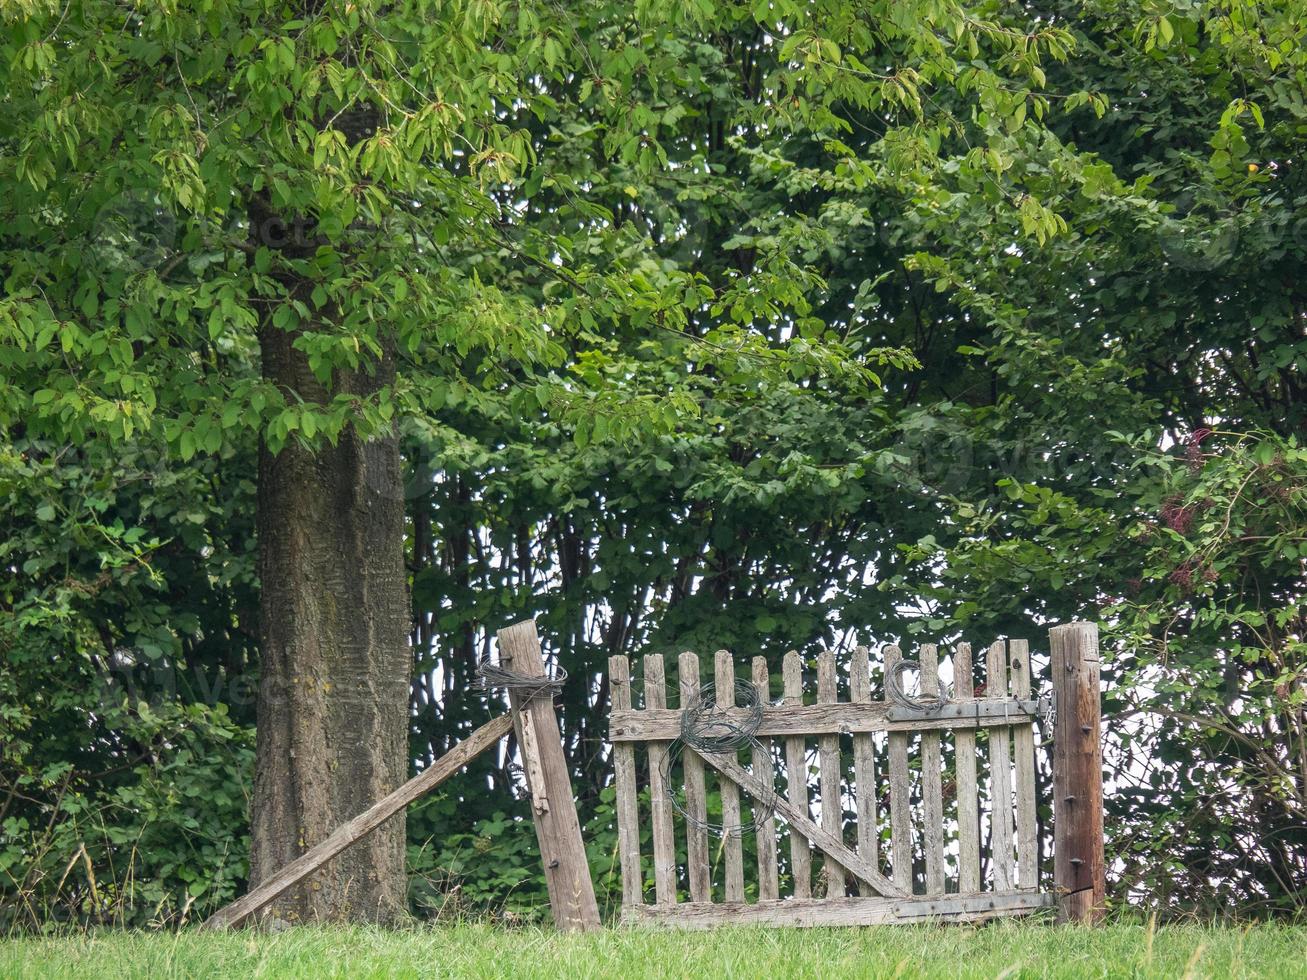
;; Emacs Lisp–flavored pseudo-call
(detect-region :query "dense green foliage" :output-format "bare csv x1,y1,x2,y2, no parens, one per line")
2,0,1304,929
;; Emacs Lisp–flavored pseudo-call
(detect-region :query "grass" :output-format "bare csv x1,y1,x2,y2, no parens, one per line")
3,920,1306,979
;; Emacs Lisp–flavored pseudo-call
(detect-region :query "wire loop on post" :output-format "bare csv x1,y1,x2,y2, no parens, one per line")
475,659,568,702
885,659,950,712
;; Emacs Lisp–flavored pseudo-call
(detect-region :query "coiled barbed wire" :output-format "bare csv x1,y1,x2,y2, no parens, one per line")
661,678,780,838
474,658,568,702
885,659,950,712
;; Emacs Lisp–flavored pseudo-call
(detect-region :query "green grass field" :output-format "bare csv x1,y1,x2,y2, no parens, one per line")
3,921,1305,979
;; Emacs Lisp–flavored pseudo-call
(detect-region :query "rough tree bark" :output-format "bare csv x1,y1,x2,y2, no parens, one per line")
247,196,411,924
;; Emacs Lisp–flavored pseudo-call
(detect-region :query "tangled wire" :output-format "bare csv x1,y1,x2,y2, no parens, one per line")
884,659,950,712
474,659,569,702
661,678,779,838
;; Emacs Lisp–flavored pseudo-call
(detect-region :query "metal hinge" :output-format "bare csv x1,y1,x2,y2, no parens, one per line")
1039,690,1057,731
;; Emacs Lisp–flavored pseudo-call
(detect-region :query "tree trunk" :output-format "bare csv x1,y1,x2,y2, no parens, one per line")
249,286,411,923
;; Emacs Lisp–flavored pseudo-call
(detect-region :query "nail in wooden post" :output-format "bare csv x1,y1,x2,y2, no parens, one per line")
1050,621,1105,925
498,620,601,931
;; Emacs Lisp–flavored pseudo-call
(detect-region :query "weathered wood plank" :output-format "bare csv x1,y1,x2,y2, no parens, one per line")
953,642,981,894
886,700,1043,723
816,650,846,898
678,651,711,904
203,712,513,931
1051,622,1105,924
890,889,1054,922
622,890,1053,929
986,640,1015,891
920,644,946,896
609,701,1038,741
644,654,677,906
782,651,812,899
751,657,780,902
500,622,602,931
715,651,745,903
848,645,878,896
691,746,905,898
885,644,913,894
609,655,643,907
1009,638,1038,891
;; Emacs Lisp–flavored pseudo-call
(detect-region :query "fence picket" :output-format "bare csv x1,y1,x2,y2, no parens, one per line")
679,651,711,903
1010,639,1038,890
752,657,780,901
986,641,1015,890
715,650,745,902
782,651,812,899
953,643,981,893
816,650,846,897
609,655,643,906
885,644,913,893
848,645,878,895
920,644,945,896
644,654,677,905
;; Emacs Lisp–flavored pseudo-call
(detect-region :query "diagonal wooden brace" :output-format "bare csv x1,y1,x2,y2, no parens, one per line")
692,748,907,899
202,712,514,931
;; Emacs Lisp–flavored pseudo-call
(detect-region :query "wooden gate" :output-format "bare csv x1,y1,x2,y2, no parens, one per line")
607,623,1103,927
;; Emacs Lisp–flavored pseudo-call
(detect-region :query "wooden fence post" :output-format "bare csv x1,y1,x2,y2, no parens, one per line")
498,620,601,931
1050,621,1105,924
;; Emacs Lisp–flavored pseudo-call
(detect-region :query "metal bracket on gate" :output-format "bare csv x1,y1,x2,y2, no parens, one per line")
886,698,1041,723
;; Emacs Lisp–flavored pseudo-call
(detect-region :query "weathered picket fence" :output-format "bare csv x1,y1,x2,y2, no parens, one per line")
607,622,1103,927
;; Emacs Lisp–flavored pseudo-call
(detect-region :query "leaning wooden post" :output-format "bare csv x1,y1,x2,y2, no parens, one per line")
497,620,601,931
1050,621,1105,924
